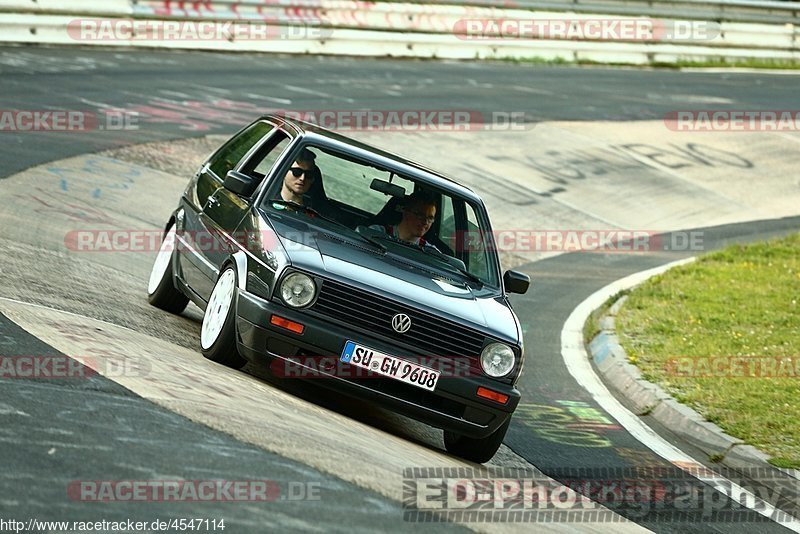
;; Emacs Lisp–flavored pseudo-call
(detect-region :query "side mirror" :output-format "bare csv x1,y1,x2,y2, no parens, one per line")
503,270,530,294
224,170,258,197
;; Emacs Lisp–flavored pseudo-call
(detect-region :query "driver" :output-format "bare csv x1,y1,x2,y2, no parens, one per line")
279,148,320,205
372,191,440,252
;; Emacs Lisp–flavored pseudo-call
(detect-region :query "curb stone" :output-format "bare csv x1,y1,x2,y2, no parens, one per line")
588,295,800,481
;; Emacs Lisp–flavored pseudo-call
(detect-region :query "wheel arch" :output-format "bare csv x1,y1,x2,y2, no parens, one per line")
222,250,249,291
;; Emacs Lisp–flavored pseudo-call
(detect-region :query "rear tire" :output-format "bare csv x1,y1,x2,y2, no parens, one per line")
200,266,247,369
147,224,189,314
444,417,511,463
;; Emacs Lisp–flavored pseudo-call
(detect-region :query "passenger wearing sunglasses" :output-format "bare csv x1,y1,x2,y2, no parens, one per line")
279,148,319,205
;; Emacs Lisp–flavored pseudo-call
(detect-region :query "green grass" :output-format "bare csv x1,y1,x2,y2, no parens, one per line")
655,57,800,70
584,290,628,345
499,55,800,70
616,233,800,468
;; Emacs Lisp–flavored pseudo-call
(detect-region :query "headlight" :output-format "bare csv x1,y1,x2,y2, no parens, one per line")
480,343,515,377
280,272,316,308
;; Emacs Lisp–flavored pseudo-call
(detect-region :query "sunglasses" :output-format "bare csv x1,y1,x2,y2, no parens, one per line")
289,167,315,179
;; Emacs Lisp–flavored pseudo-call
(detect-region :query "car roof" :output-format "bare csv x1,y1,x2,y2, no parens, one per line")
261,114,484,203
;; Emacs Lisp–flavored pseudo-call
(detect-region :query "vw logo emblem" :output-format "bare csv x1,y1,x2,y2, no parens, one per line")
391,313,412,333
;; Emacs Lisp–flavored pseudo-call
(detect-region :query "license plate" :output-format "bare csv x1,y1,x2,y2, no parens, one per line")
340,341,440,391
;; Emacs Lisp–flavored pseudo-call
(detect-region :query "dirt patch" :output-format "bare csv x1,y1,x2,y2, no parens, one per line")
100,135,228,179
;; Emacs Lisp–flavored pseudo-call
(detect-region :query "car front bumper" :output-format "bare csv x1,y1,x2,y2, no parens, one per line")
235,289,520,439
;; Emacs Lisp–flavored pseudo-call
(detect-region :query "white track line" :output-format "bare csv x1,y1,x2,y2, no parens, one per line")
0,296,150,335
0,297,646,531
561,258,800,530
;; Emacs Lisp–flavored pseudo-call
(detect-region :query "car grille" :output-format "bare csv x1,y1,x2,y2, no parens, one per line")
312,279,487,359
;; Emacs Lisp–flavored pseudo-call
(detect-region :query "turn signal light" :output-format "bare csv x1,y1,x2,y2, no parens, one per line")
270,315,305,334
476,387,509,405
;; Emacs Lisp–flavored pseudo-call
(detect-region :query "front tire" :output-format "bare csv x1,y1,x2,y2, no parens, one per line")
147,224,189,314
444,417,511,463
200,266,246,369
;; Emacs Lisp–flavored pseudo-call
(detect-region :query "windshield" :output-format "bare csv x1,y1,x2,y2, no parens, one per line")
261,142,500,288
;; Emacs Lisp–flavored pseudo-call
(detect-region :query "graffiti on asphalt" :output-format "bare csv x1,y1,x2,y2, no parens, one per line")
124,97,262,132
484,142,754,205
46,157,140,201
524,142,753,185
517,400,621,448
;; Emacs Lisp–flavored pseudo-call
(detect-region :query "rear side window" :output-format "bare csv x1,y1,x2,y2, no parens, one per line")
208,121,274,179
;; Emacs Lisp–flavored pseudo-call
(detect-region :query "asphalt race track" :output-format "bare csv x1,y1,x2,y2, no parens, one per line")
1,46,799,533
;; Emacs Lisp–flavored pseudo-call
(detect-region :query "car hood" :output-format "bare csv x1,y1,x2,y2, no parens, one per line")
269,214,519,343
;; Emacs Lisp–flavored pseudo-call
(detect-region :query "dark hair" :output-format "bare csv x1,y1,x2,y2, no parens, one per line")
297,148,317,165
403,190,437,210
295,148,321,181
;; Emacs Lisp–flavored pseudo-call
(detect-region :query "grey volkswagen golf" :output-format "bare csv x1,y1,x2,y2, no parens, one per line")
147,114,530,462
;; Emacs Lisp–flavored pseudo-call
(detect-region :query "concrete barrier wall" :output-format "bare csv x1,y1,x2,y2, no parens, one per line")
129,0,800,25
0,0,131,16
0,0,797,65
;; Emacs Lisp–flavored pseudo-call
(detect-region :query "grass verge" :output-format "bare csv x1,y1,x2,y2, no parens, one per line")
583,289,628,345
500,55,800,70
615,233,800,468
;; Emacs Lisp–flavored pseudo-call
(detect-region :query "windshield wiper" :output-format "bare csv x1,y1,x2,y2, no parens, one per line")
370,233,484,287
427,253,485,287
352,232,387,253
448,265,484,287
269,200,386,253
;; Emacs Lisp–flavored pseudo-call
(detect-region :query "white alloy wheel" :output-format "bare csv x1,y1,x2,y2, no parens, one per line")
148,226,177,295
201,269,237,350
